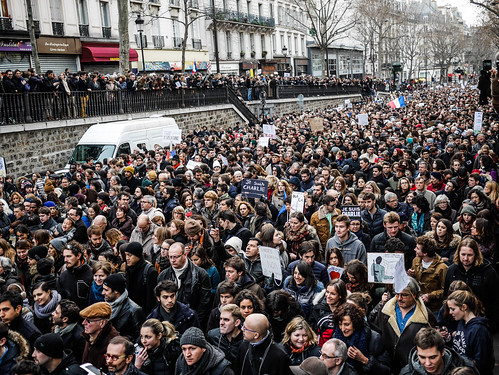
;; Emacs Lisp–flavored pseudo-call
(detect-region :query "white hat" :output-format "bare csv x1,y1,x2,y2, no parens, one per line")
225,237,243,255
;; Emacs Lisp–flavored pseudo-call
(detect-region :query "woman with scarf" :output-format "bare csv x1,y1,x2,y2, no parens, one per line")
283,262,324,319
89,261,111,304
284,212,316,260
280,316,321,365
344,260,369,293
468,187,492,213
333,303,390,375
452,205,476,237
135,319,181,375
432,195,457,222
111,205,134,240
32,281,62,334
427,219,461,264
471,218,497,263
409,194,431,237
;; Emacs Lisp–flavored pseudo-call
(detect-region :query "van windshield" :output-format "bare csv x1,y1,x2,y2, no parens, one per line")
69,145,116,164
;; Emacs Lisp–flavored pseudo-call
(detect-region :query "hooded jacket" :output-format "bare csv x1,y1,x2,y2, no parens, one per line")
444,259,499,332
375,296,436,374
370,230,416,269
411,254,448,311
310,206,341,251
147,300,200,335
400,347,475,375
325,232,367,265
283,277,324,319
0,332,29,375
452,317,494,375
57,261,93,310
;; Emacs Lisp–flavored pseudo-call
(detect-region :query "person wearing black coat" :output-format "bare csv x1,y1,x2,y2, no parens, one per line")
0,325,30,375
124,242,158,315
56,241,93,310
103,273,144,342
33,333,86,375
157,243,211,327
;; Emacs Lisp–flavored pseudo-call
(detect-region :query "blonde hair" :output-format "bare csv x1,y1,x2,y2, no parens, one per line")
281,316,317,347
141,318,177,343
105,228,123,247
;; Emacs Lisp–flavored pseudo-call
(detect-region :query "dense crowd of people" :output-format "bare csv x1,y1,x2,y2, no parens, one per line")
0,82,497,375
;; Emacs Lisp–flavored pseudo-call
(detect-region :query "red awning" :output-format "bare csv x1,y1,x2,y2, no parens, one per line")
81,46,138,62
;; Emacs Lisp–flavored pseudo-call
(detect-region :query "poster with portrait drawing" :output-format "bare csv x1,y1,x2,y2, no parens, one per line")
367,253,404,284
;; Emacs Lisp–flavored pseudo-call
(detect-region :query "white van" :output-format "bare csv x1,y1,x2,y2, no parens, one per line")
64,116,180,169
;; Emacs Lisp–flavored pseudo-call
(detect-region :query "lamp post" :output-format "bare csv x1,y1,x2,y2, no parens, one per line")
135,15,146,73
282,46,288,76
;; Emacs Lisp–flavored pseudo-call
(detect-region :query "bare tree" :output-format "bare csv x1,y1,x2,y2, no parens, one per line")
287,0,357,77
470,0,499,18
398,13,425,80
428,21,465,82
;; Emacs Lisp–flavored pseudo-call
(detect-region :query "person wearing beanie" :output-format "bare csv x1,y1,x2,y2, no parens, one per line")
33,333,85,375
176,327,233,375
102,273,144,341
158,242,212,327
28,245,48,262
122,166,140,193
80,302,119,370
123,241,158,315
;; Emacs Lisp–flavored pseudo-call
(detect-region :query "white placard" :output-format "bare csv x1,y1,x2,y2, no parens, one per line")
259,246,283,281
284,72,290,77
263,124,276,139
474,112,483,134
345,99,351,105
221,156,228,166
356,113,368,126
186,160,201,170
258,137,269,147
0,157,6,178
367,252,404,284
327,265,344,280
162,129,182,144
291,191,305,213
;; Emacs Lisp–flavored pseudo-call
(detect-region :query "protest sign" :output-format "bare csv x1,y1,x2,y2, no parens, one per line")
186,160,202,170
241,179,268,199
258,137,269,148
162,129,182,144
367,253,404,284
0,157,5,178
309,117,324,131
356,113,368,126
263,124,276,139
341,205,361,221
328,266,344,280
291,192,305,213
259,246,283,281
474,112,483,134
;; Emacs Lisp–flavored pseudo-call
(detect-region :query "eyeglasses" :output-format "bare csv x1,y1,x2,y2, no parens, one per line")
160,247,169,251
169,254,183,260
319,351,339,360
396,293,412,299
104,354,126,361
241,323,257,333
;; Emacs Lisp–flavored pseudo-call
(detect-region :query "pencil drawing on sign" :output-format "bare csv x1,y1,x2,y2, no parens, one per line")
367,253,403,284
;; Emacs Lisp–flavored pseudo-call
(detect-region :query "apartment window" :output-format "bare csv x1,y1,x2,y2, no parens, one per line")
294,36,297,54
260,34,265,51
239,32,244,51
77,0,88,25
226,31,232,57
250,33,255,51
272,34,276,53
100,1,110,27
270,3,274,18
301,36,305,55
287,36,291,53
49,0,63,22
0,0,8,17
258,3,262,18
247,1,250,14
236,0,240,13
280,34,284,50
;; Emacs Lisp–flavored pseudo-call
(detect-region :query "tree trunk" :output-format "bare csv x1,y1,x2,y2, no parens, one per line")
377,24,383,79
181,1,189,73
118,0,129,74
26,0,41,73
321,47,327,78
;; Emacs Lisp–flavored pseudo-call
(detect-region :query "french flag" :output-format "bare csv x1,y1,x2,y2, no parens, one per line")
192,61,197,73
388,96,406,109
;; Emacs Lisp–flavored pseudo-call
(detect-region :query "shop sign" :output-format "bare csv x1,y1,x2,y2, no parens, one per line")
37,37,81,54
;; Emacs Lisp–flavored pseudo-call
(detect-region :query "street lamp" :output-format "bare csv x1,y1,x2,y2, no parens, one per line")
135,15,146,73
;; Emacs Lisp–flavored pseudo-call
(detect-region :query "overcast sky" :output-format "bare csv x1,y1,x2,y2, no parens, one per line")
435,0,482,26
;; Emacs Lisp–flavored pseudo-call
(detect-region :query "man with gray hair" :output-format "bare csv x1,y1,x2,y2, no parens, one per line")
320,339,356,375
375,277,436,374
129,214,158,261
92,215,108,234
384,192,411,220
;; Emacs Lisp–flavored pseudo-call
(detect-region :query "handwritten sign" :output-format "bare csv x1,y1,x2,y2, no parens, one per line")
341,205,361,220
356,113,368,126
367,253,403,284
0,157,6,178
186,160,201,170
241,179,268,199
309,117,324,132
258,137,269,148
474,112,483,134
291,192,305,213
263,124,276,139
328,265,344,280
162,129,182,144
259,246,283,281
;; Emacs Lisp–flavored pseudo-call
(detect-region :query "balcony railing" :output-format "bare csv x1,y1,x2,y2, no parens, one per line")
102,26,111,38
79,24,89,37
173,37,183,48
52,22,64,36
153,35,165,48
25,20,40,33
0,17,13,31
208,8,275,27
192,38,201,49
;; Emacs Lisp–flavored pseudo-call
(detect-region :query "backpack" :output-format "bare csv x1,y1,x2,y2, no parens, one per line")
143,263,153,286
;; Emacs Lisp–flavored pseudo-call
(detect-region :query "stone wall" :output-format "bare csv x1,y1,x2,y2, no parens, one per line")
1,105,245,177
0,94,360,177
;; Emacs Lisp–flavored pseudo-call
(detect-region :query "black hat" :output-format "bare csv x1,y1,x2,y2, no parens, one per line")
28,246,48,261
125,242,143,258
34,333,64,359
103,273,127,294
180,327,207,348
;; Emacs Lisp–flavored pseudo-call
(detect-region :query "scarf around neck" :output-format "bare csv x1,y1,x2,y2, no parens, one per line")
34,290,61,318
110,290,129,320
